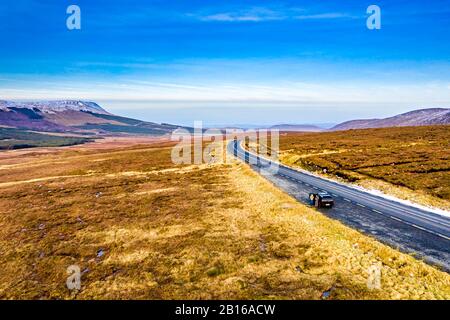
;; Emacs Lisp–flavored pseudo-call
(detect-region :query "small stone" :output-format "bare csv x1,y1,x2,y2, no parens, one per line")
321,286,335,300
321,290,331,299
259,240,266,252
97,249,105,258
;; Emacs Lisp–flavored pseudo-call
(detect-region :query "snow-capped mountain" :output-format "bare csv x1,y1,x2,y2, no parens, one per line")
0,100,181,134
0,100,109,115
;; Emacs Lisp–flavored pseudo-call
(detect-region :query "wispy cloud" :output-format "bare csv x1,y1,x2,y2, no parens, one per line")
200,13,271,22
192,6,354,23
294,12,355,20
3,74,449,109
197,7,287,22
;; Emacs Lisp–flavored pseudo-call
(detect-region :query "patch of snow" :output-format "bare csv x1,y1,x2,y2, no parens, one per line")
0,100,110,115
348,184,450,218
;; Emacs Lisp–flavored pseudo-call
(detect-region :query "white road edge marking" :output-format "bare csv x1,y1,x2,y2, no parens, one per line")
233,143,450,242
436,233,450,241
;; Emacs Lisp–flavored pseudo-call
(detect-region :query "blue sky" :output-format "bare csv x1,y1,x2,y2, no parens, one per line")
0,0,449,125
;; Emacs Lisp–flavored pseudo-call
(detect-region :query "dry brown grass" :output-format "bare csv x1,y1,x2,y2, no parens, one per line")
0,140,449,299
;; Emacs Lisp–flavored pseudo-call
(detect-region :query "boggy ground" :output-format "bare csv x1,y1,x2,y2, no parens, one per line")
275,125,450,211
0,139,449,299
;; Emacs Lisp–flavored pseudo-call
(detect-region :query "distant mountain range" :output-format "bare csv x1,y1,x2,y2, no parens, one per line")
257,108,449,132
0,101,448,138
214,123,334,131
0,100,182,135
331,108,450,131
268,124,323,132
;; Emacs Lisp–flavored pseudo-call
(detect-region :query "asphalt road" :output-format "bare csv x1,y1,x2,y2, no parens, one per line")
228,140,450,271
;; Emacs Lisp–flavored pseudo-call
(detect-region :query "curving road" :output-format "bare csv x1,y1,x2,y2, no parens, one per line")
228,140,450,271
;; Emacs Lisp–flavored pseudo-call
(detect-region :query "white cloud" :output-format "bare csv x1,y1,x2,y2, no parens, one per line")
198,7,285,22
294,12,355,20
2,59,449,109
3,79,450,110
193,7,354,23
201,13,265,22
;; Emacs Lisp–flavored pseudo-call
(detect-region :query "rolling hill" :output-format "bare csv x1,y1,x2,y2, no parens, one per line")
0,100,182,135
332,108,450,131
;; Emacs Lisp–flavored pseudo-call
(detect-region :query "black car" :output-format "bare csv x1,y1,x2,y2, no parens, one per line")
309,192,334,208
